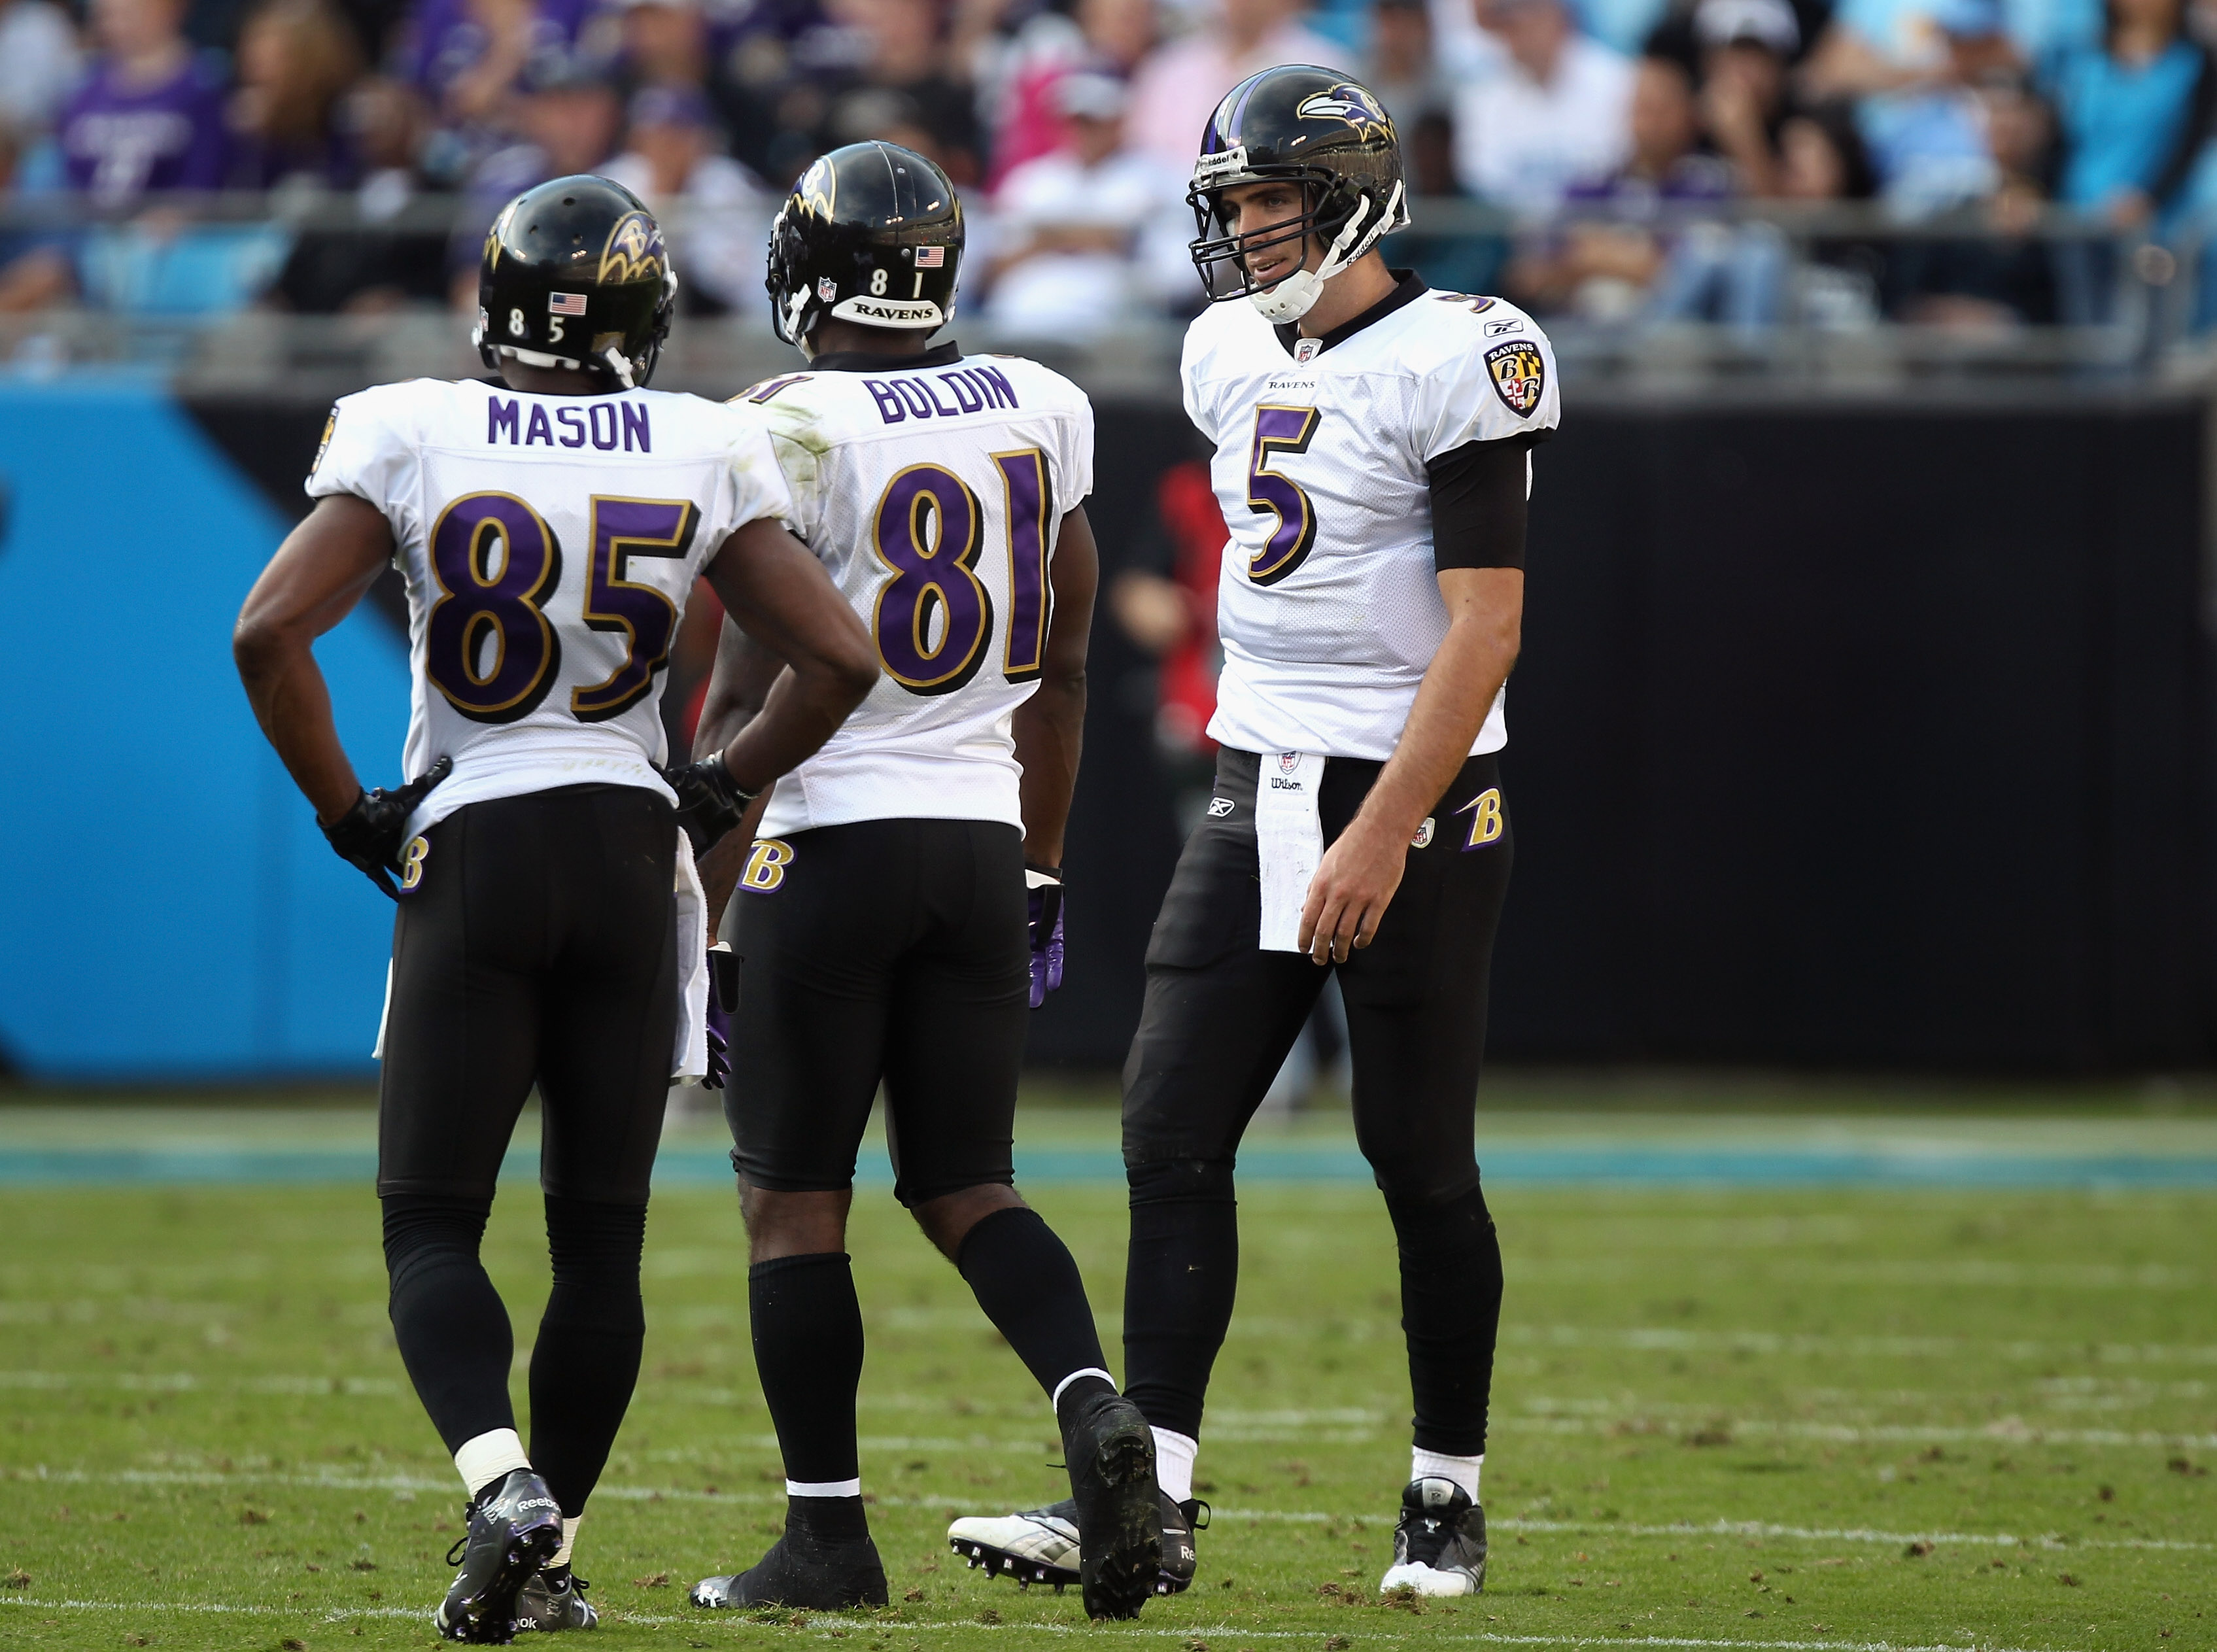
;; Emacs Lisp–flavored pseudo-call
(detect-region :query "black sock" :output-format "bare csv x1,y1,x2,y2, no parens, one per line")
1120,1158,1239,1439
382,1194,515,1453
954,1206,1110,1402
1386,1182,1504,1458
786,1493,870,1544
749,1252,864,1491
528,1196,649,1517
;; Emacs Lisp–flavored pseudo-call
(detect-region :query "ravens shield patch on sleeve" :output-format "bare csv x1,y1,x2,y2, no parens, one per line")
1483,339,1545,418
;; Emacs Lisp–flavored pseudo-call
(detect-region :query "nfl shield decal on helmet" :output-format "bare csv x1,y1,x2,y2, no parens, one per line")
1484,339,1545,417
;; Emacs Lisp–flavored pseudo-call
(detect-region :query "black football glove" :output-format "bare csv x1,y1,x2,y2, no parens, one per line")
320,756,452,899
662,753,757,856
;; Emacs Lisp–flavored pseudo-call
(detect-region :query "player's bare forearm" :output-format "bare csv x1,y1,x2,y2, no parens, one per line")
1299,567,1522,963
232,494,396,821
1360,568,1523,843
702,516,878,793
1011,506,1099,867
695,613,783,757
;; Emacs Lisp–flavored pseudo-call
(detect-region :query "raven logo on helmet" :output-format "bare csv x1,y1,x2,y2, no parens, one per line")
598,211,666,286
1295,84,1395,145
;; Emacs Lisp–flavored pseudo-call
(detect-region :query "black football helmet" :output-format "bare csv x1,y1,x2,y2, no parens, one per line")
473,175,678,388
1187,64,1409,322
765,141,963,354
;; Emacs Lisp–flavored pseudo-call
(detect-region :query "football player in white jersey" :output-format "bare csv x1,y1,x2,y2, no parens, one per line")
949,66,1558,1598
233,177,877,1642
674,143,1162,1624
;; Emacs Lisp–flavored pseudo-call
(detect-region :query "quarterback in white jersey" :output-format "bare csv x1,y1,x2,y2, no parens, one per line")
954,66,1553,1604
674,143,1163,1627
233,178,875,1643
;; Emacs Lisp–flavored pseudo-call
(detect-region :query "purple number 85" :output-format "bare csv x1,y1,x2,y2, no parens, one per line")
1246,404,1322,587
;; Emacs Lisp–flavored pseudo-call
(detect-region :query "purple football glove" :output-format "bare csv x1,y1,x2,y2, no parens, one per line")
702,942,737,1089
1025,866,1065,1010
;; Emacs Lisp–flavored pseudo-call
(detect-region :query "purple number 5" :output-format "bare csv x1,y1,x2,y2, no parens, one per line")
1246,404,1321,586
572,496,700,721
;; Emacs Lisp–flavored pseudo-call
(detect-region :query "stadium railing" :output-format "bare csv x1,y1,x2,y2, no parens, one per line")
3,190,2214,394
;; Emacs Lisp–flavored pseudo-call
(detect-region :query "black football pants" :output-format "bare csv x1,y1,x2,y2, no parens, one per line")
1122,747,1512,1459
377,782,678,1517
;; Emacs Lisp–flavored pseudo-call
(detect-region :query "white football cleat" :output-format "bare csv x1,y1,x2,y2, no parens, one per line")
946,1506,1079,1590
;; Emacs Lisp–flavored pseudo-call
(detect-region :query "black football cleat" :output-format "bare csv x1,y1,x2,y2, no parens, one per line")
689,1520,889,1611
514,1564,596,1631
1061,1390,1161,1620
1379,1476,1487,1596
436,1469,564,1643
947,1490,1206,1596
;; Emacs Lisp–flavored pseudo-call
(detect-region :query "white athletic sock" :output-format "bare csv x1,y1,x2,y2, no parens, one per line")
1152,1427,1198,1504
454,1428,532,1500
551,1515,581,1570
785,1477,863,1499
1411,1448,1482,1502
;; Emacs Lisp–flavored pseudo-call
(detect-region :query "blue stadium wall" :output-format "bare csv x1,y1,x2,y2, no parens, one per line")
0,377,2208,1079
0,377,410,1081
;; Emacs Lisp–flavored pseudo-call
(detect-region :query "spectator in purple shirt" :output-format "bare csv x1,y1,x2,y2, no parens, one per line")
60,0,230,204
1507,54,1735,313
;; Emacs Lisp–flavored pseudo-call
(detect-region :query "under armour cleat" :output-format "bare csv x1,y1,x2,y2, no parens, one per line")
1061,1390,1161,1620
514,1564,596,1631
690,1521,888,1611
436,1469,564,1643
948,1490,1207,1596
1378,1477,1487,1596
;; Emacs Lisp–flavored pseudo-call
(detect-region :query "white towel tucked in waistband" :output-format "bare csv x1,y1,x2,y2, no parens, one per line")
1255,750,1325,953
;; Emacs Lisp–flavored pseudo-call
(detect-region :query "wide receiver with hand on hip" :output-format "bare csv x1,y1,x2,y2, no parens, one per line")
948,63,1556,1600
233,177,876,1643
676,141,1161,1625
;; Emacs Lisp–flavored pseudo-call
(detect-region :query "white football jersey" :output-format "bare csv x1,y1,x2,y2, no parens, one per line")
307,377,793,836
737,349,1094,836
1182,279,1561,761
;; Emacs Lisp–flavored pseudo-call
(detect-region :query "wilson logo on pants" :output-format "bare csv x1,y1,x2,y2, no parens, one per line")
742,838,795,893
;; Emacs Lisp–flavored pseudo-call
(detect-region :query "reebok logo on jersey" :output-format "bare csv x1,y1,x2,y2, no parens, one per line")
1207,797,1235,817
1484,340,1545,417
1484,317,1523,337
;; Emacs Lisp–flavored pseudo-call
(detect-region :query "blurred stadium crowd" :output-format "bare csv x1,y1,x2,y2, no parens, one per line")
3,0,2216,333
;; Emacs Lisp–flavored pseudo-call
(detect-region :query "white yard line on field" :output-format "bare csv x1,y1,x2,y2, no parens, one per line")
7,1466,2204,1553
0,1594,2103,1652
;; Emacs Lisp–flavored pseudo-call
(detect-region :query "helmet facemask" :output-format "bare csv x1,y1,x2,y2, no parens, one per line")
1188,170,1405,323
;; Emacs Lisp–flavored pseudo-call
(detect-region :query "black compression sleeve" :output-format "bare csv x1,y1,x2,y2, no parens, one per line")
1426,436,1536,572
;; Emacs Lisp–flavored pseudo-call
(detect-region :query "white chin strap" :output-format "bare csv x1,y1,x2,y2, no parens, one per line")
1245,182,1405,324
491,342,636,388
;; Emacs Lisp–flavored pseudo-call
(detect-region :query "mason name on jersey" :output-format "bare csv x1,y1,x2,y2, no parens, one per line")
1183,287,1561,763
734,353,1092,837
307,376,793,836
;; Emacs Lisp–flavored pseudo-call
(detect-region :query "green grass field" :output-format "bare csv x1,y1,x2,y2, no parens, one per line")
2,1095,2212,1652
